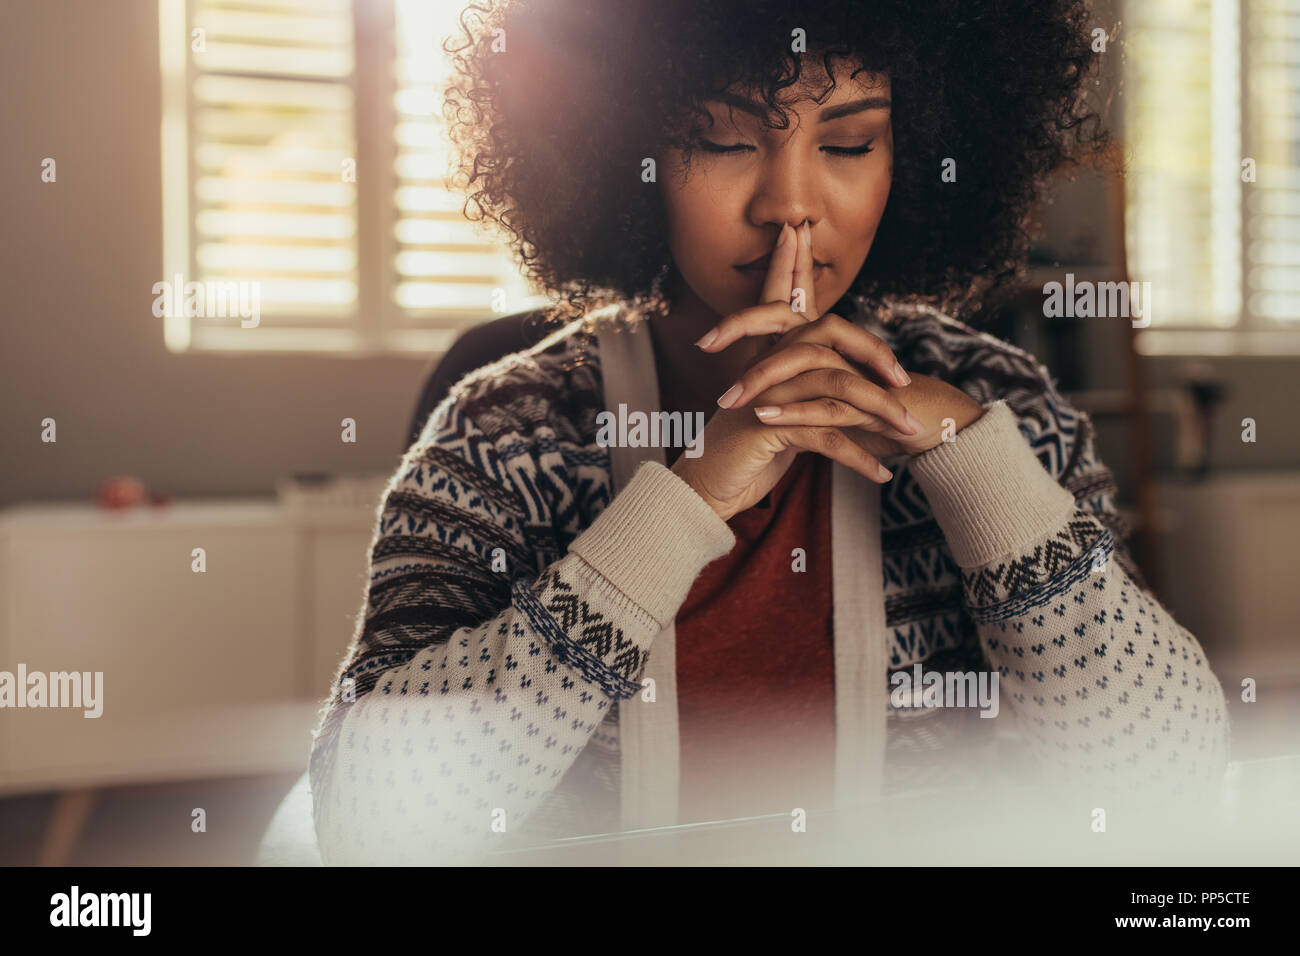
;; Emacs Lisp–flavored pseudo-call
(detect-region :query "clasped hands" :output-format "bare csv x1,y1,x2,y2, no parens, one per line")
699,221,984,463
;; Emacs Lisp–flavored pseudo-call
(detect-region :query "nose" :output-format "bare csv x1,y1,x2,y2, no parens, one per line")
745,142,821,243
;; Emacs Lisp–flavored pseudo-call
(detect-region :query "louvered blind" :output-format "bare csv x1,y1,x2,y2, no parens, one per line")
174,0,360,351
385,0,546,353
1126,0,1300,336
1126,0,1235,328
162,0,547,354
1246,0,1300,325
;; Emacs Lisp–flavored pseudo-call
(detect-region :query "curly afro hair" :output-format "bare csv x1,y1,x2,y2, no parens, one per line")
442,0,1112,327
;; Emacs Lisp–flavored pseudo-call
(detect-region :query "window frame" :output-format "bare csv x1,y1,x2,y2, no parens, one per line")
159,0,547,359
1129,0,1300,357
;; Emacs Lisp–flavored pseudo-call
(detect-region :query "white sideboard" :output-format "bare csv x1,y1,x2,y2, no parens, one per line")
0,499,378,796
1154,473,1300,686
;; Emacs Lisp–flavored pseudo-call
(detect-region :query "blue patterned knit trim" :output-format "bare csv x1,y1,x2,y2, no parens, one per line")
370,562,449,582
498,435,564,460
562,448,610,468
343,649,417,684
966,530,1116,624
512,579,642,700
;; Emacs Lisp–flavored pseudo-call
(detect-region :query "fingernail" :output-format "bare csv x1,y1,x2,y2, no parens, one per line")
777,223,794,248
754,406,781,421
904,411,923,434
893,361,911,385
877,464,894,481
695,328,718,349
717,383,743,408
802,222,811,245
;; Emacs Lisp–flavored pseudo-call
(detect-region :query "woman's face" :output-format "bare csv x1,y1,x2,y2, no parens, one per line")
658,61,892,322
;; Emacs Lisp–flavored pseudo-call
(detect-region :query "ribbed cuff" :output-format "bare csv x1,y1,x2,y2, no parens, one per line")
908,399,1077,568
567,460,736,627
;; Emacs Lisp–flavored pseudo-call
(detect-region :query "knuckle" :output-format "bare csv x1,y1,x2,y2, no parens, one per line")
724,304,759,327
783,321,813,344
820,396,847,420
761,301,796,326
817,427,845,452
794,341,823,362
827,368,857,398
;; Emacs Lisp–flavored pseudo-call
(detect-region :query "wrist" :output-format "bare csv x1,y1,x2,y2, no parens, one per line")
953,397,986,432
906,400,1075,568
570,461,737,626
906,398,987,458
669,459,732,521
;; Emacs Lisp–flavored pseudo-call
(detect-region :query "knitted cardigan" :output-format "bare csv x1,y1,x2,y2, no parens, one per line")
307,295,1232,865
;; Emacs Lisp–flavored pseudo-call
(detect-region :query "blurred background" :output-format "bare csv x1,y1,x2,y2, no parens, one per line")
0,0,1297,865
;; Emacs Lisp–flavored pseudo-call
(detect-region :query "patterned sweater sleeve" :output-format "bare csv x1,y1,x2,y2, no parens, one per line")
308,396,735,865
908,399,1232,808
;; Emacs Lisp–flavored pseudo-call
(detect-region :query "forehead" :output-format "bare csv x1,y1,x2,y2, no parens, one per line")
703,66,890,127
709,63,890,117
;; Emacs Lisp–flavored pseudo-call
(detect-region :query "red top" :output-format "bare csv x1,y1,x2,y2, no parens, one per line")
673,451,837,825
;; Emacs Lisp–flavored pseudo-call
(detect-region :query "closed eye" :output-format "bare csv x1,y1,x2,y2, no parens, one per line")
824,141,875,156
694,139,875,157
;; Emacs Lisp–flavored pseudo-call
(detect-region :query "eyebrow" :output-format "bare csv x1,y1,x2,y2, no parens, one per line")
709,92,892,123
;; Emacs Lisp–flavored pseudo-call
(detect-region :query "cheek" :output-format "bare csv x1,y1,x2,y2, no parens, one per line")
659,181,756,314
840,170,891,240
823,169,891,291
664,182,732,265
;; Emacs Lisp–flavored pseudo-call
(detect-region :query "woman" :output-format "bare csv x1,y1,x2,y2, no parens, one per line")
308,0,1231,865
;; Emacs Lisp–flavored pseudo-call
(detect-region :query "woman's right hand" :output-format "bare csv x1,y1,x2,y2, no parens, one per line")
670,221,917,522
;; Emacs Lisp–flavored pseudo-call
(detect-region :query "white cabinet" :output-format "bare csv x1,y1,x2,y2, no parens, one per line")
0,500,375,795
1155,474,1300,685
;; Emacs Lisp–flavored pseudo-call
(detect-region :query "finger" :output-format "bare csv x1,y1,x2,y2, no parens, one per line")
777,313,910,387
777,426,893,483
839,424,902,460
791,221,819,321
696,299,810,352
718,343,918,434
717,341,853,409
759,223,798,306
744,365,922,435
754,396,898,433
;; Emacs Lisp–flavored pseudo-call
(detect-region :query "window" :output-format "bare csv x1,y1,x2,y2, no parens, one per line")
1126,0,1300,354
159,0,547,356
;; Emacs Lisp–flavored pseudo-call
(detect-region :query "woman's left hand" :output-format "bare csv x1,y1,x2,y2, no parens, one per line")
701,310,986,458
